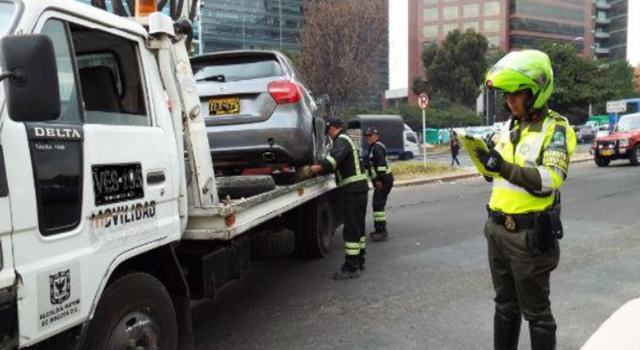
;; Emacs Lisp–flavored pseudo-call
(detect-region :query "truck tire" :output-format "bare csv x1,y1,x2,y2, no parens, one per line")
216,175,276,199
399,152,413,161
629,145,640,166
295,196,334,258
84,272,178,350
594,155,610,167
251,227,296,259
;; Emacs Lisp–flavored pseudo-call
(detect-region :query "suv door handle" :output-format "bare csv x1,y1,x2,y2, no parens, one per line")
146,171,166,185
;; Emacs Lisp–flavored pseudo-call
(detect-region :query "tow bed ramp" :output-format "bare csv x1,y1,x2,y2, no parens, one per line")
184,176,336,240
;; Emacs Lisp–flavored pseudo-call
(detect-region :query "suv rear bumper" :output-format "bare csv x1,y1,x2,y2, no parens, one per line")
0,285,18,350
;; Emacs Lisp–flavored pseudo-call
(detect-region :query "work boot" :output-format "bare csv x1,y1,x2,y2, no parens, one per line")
358,249,366,271
333,256,360,280
370,222,388,242
529,319,556,350
494,309,521,350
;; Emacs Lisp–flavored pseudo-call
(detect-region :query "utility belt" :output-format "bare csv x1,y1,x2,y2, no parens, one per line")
488,206,564,252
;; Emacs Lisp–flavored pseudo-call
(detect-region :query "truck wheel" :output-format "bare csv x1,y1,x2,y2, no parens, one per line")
216,175,276,199
594,155,610,167
629,145,640,166
84,272,178,350
295,196,334,258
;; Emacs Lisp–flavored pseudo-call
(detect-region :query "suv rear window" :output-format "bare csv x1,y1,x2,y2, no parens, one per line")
193,57,283,83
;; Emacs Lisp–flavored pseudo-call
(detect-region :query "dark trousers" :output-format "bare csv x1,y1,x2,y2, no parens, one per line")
372,174,394,226
343,189,368,256
484,218,559,322
451,149,460,166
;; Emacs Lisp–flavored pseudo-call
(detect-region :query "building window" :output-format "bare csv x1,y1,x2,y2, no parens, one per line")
423,7,438,22
484,19,500,33
484,1,500,16
463,4,479,18
463,21,479,32
423,24,438,38
443,6,459,20
443,23,459,34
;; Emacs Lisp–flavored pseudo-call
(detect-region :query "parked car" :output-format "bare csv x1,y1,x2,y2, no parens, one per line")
576,124,596,143
592,113,640,167
191,50,328,174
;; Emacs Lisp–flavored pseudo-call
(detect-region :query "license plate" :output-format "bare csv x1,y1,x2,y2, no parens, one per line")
601,149,613,156
209,97,240,116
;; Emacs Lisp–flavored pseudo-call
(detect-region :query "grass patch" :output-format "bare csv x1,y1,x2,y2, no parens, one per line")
390,161,465,181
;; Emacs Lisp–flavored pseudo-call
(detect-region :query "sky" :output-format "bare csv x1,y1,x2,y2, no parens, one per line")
389,1,640,91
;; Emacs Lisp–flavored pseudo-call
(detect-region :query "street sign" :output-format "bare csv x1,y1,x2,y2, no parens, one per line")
418,93,429,110
606,101,627,114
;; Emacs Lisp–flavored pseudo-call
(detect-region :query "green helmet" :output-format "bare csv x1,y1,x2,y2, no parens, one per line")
485,50,554,110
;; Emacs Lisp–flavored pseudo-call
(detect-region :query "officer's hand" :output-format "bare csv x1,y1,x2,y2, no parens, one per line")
475,148,504,173
374,181,383,190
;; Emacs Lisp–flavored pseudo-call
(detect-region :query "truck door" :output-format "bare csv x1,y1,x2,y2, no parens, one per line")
2,13,179,346
0,140,17,292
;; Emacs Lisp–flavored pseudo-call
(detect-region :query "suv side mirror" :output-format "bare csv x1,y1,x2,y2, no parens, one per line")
0,34,60,122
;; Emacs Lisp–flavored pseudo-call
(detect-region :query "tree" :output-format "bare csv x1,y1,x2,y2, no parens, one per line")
298,0,387,115
540,43,639,123
421,29,489,108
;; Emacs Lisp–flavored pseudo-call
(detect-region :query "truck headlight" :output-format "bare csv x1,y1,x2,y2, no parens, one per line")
619,139,629,147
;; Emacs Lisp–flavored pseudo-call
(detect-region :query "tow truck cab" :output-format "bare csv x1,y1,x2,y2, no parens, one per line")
0,1,340,349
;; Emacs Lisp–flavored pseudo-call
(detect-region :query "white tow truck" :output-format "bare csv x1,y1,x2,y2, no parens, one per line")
0,1,341,348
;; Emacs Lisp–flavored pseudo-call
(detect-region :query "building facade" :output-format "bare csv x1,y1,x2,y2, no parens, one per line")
408,0,599,103
200,0,304,53
593,0,628,60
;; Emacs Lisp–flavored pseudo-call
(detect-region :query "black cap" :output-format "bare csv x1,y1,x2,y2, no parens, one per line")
325,116,344,129
365,127,380,136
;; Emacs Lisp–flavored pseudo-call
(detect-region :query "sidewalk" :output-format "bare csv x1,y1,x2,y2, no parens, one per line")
395,153,593,187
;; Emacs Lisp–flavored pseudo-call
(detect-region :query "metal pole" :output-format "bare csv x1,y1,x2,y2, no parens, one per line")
422,108,427,168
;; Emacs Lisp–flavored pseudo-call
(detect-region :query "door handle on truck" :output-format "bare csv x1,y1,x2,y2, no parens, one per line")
146,171,166,185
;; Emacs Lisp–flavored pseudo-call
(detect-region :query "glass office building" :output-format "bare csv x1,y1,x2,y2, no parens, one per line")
200,0,304,53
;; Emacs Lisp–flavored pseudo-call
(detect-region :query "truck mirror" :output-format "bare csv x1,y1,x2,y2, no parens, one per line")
0,34,60,122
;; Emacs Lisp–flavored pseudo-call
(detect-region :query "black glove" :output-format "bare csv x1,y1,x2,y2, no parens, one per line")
476,148,504,173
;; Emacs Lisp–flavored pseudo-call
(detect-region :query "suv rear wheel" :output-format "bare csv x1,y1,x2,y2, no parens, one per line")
629,145,640,166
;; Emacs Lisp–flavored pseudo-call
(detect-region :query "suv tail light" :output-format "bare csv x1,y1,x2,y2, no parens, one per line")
268,81,301,105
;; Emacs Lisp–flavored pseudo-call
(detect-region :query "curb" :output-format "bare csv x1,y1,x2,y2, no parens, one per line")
394,155,594,187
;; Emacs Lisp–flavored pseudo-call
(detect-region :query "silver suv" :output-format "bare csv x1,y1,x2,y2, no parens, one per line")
191,50,328,173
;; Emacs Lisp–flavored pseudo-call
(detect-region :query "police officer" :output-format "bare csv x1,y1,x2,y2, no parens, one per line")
364,127,394,242
478,50,576,349
304,117,369,279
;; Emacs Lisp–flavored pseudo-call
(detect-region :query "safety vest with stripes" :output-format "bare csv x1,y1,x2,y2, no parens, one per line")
489,110,576,214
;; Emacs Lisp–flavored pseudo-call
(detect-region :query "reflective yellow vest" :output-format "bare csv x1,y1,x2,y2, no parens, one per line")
489,110,577,214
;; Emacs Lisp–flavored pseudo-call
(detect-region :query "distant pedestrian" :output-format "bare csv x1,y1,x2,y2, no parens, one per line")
450,130,461,166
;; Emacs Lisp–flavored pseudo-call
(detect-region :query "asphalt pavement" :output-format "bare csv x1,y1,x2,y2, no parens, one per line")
192,158,640,350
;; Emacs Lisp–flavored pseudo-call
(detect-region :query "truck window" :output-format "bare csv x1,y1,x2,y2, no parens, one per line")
0,2,15,35
70,23,149,126
34,19,84,235
77,53,123,96
41,19,82,123
406,133,417,143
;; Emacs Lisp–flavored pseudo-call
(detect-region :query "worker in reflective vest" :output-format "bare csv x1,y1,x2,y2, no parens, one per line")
364,127,394,242
479,50,576,350
307,117,369,279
